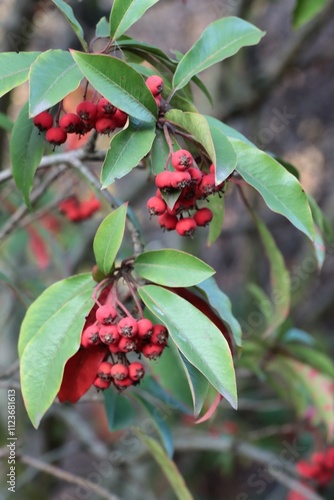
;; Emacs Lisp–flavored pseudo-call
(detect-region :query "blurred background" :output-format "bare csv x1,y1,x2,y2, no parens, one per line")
0,0,333,498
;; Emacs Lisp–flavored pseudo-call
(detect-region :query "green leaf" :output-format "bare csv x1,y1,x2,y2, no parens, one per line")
180,353,209,417
93,204,127,276
293,0,329,28
173,17,265,91
101,120,156,187
232,139,314,240
165,110,216,165
19,273,95,427
195,277,242,347
284,345,334,379
134,249,215,287
118,36,177,64
308,194,334,270
134,429,194,500
52,0,88,51
132,393,174,458
10,102,45,207
96,17,110,38
151,128,170,175
282,328,315,346
29,50,83,116
207,194,225,246
205,115,255,146
0,52,40,98
71,51,157,123
209,125,237,183
139,285,237,409
253,213,290,337
103,390,136,431
0,112,14,132
109,0,160,40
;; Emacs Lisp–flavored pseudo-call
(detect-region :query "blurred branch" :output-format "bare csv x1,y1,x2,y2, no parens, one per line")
16,453,122,500
0,359,19,379
222,0,334,121
174,432,323,500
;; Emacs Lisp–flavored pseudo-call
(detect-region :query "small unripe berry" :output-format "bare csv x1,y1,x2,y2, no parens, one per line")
137,318,154,339
113,108,128,128
145,75,164,96
76,101,97,121
155,171,172,191
176,218,197,237
93,376,111,390
147,196,167,216
117,317,138,338
170,171,192,189
110,363,129,381
97,361,113,381
194,207,213,226
171,150,193,171
151,324,168,345
92,264,107,283
118,336,138,353
95,117,116,135
97,98,116,116
96,304,118,325
45,127,67,146
129,362,145,381
33,111,53,131
99,325,120,345
158,212,178,231
81,324,101,347
142,343,164,360
59,113,82,133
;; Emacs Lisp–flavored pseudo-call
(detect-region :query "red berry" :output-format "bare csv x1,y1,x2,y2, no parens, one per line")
129,362,145,381
95,117,116,135
108,343,120,354
81,324,101,347
117,317,138,338
155,171,172,191
147,196,167,216
118,336,138,353
155,95,162,107
33,111,53,131
142,343,164,360
194,207,213,226
171,150,193,171
170,171,192,189
209,164,215,175
114,377,133,390
113,108,128,128
137,318,154,339
93,376,111,390
145,75,164,96
97,361,113,381
176,218,197,237
198,174,216,197
151,324,168,345
188,167,203,185
76,101,97,121
97,98,116,116
45,127,67,146
110,363,129,381
59,113,82,133
96,304,118,325
158,212,178,231
99,325,120,345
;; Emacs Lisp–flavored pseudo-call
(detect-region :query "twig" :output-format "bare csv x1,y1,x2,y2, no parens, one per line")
0,359,20,379
17,453,122,500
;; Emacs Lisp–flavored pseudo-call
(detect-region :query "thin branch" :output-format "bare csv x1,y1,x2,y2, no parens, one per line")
16,453,122,500
0,359,20,379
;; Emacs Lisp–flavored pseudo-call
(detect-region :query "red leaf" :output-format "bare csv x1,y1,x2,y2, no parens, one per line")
28,227,50,269
195,392,222,424
58,345,108,403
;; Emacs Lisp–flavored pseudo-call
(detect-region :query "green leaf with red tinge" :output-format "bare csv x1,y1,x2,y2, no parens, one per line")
93,204,128,276
10,102,45,208
0,52,41,98
101,120,156,188
139,285,237,410
134,249,215,287
52,0,88,51
109,0,160,40
19,273,95,427
134,429,194,500
173,17,265,91
71,51,157,124
29,50,83,116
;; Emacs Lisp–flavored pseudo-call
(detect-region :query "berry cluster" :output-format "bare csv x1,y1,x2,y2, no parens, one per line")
58,194,101,222
147,150,225,236
80,265,168,392
32,75,163,148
